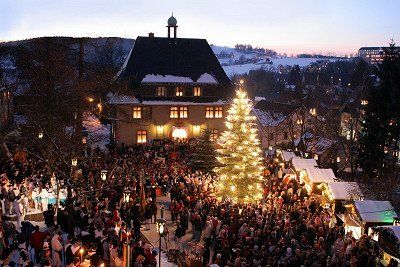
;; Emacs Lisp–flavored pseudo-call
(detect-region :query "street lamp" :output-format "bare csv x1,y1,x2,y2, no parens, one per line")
123,188,130,203
38,132,43,139
156,218,166,267
101,170,107,181
71,158,78,167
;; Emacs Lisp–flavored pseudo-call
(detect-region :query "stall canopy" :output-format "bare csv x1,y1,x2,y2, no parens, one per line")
282,151,296,162
291,157,318,172
327,182,362,200
307,168,336,183
354,200,398,224
374,226,400,259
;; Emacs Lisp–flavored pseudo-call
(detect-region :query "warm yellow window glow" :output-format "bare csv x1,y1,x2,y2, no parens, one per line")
361,99,368,106
133,107,142,118
215,107,223,118
137,130,147,143
210,129,218,141
172,128,188,139
156,125,164,137
193,87,201,96
206,107,214,118
193,125,201,135
170,107,179,118
157,86,166,96
179,107,188,118
175,87,184,96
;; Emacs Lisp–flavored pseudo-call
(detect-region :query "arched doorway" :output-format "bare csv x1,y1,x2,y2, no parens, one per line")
171,127,188,140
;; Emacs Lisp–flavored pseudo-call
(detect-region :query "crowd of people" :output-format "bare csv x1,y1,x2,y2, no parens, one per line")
0,140,396,267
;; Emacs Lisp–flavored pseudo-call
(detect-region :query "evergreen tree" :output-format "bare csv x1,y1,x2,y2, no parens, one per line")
358,42,400,178
215,89,264,203
188,129,218,173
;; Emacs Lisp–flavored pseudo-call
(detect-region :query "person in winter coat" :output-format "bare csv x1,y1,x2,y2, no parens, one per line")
51,231,63,267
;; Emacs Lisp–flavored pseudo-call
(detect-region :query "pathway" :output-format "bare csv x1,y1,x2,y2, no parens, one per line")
141,195,207,266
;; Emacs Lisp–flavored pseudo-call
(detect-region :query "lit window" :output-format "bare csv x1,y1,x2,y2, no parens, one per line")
175,87,184,96
361,100,368,106
214,107,223,118
137,130,147,143
193,125,201,135
179,107,188,118
206,107,214,118
133,107,142,118
193,87,201,96
157,86,166,96
170,107,179,118
210,129,218,141
156,125,164,137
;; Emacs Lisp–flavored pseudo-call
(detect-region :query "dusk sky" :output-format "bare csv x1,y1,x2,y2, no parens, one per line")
1,0,399,55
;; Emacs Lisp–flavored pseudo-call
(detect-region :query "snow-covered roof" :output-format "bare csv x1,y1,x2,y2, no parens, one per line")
281,150,296,161
140,100,227,106
326,182,362,200
376,225,400,240
107,94,139,105
295,133,336,155
291,157,318,172
141,73,218,84
307,168,336,183
253,109,287,127
107,94,227,106
354,200,397,223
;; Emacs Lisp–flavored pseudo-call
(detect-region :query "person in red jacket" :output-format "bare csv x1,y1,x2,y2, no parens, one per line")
29,225,47,263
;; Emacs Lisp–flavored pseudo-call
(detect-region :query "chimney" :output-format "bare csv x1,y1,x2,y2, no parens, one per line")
148,32,154,38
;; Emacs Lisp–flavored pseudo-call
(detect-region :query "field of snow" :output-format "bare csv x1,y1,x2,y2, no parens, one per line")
210,44,341,76
221,57,332,76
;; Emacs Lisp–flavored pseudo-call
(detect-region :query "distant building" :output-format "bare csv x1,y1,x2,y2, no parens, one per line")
253,100,315,149
358,46,400,65
109,15,233,145
0,87,13,130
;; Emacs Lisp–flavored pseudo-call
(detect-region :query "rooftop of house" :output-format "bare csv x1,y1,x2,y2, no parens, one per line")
117,36,232,88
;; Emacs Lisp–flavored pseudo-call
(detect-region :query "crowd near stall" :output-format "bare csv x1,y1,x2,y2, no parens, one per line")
0,143,399,267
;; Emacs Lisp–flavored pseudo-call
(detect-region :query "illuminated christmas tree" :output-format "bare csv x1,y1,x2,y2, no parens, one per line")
215,88,264,203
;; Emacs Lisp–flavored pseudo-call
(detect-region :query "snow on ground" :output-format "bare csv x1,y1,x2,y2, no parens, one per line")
83,112,110,151
221,58,335,76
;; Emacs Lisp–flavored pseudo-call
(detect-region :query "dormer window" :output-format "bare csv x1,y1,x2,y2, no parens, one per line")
157,86,166,96
193,86,202,96
175,87,184,96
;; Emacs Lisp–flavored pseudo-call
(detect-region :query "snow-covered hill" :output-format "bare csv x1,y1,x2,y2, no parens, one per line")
210,44,344,76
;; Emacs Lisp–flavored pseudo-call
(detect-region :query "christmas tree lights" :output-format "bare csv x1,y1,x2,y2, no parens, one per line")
215,88,264,203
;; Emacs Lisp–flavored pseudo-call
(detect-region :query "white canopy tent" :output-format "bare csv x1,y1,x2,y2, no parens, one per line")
281,150,296,162
326,182,363,201
306,168,336,184
291,157,318,172
354,200,397,224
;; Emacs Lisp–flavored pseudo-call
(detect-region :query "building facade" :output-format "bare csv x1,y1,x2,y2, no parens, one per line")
0,87,13,130
358,46,400,65
109,16,233,145
253,100,315,149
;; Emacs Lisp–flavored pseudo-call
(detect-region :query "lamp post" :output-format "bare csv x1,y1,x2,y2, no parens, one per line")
101,170,107,181
123,187,130,203
156,218,166,267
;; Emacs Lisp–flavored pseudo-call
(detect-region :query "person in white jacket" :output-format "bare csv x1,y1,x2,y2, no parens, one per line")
51,232,63,267
13,197,24,229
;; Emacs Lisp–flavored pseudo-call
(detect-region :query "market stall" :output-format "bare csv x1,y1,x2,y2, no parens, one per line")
350,200,398,236
320,182,363,213
373,225,400,266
